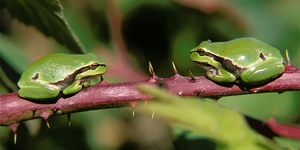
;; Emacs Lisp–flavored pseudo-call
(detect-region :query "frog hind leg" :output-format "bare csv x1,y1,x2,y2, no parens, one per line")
240,59,284,84
18,82,60,100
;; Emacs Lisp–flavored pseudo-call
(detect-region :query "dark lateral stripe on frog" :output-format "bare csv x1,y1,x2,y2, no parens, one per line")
191,49,246,77
49,63,106,89
191,61,224,76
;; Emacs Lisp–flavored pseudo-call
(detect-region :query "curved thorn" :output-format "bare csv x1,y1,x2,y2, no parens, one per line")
67,114,71,127
285,49,291,65
151,110,155,119
46,120,50,128
148,62,155,77
40,111,51,128
171,61,178,74
189,70,196,80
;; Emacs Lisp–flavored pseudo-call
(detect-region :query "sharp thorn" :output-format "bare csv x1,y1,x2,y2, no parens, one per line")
151,110,155,119
9,123,19,144
14,132,17,144
46,120,50,128
189,70,196,80
148,62,156,77
171,61,178,74
285,49,291,65
129,102,137,117
40,111,52,128
67,114,72,127
132,109,135,117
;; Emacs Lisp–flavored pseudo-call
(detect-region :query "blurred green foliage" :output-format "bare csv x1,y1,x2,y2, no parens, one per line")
138,85,282,150
0,0,299,149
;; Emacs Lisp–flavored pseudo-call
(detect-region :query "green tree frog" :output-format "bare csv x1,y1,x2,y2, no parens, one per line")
190,37,284,84
18,53,106,100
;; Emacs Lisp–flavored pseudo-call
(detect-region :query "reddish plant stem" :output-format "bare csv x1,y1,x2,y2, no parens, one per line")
0,65,299,126
267,118,300,140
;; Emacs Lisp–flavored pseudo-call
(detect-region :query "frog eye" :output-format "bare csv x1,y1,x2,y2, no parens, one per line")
90,63,99,70
197,48,206,56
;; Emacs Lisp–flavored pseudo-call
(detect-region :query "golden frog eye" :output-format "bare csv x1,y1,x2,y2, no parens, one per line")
197,48,206,56
90,63,99,70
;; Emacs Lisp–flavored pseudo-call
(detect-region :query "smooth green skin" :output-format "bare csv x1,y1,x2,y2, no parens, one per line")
18,53,106,100
190,37,284,84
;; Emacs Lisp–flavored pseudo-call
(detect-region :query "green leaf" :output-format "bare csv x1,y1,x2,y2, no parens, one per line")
137,85,281,150
1,0,86,54
0,67,18,93
274,137,300,149
0,34,30,73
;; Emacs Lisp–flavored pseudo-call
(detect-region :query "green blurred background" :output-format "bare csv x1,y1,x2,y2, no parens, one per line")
0,0,299,149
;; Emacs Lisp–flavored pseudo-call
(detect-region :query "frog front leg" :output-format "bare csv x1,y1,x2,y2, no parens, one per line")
63,76,101,95
18,82,60,99
62,80,84,95
207,68,236,83
240,59,284,84
192,54,237,83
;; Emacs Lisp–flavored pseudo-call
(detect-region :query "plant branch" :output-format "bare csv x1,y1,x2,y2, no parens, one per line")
0,65,299,127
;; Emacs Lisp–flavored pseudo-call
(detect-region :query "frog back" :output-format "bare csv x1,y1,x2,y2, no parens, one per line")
19,53,100,84
205,38,283,68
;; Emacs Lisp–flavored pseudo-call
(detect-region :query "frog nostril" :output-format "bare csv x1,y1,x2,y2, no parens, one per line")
259,53,266,61
31,73,39,80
